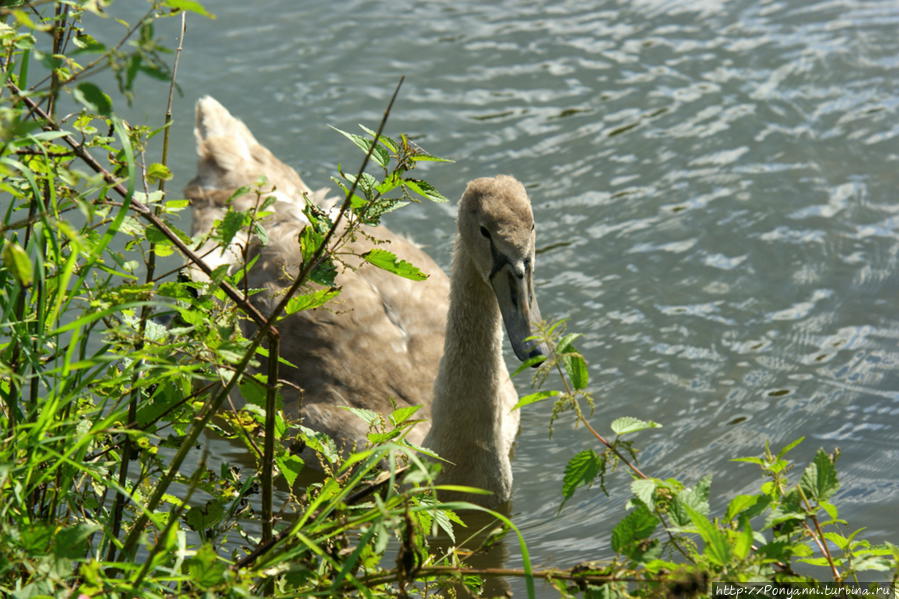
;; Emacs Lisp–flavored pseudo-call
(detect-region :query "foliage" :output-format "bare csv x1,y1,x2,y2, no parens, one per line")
1,2,895,599
515,321,899,597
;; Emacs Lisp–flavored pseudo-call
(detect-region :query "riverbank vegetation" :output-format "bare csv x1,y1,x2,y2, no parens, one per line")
1,2,896,597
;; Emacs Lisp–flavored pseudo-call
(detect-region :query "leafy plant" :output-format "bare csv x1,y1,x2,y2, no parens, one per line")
514,321,899,597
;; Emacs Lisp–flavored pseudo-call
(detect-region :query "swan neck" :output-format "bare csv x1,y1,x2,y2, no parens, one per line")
428,241,507,451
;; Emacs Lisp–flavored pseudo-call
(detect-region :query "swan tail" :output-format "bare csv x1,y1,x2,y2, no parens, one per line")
186,96,313,204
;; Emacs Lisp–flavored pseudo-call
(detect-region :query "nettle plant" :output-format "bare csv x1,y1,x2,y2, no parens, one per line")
515,322,899,597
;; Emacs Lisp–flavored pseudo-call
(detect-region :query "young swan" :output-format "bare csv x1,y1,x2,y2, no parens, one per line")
185,97,545,508
424,175,544,507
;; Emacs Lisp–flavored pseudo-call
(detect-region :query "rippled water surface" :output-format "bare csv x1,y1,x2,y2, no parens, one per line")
126,0,898,591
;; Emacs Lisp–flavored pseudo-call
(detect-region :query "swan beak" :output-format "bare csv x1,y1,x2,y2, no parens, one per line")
491,263,547,365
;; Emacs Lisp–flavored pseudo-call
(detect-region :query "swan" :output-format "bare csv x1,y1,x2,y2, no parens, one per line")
185,96,544,506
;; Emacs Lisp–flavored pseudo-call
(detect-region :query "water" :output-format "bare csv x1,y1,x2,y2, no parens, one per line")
118,0,898,591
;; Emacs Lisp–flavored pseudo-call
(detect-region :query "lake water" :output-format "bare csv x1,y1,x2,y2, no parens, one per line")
118,0,898,592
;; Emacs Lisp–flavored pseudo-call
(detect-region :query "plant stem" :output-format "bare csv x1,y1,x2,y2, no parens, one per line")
797,487,841,581
261,334,280,544
157,11,186,197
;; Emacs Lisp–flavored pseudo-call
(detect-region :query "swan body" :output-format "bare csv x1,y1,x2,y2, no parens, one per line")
185,97,543,506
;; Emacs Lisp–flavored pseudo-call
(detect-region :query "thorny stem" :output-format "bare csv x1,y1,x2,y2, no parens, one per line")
797,487,841,581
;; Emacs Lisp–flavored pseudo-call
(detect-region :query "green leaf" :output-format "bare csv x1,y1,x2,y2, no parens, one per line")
35,49,62,70
237,379,266,407
800,449,840,502
331,125,390,168
564,353,589,390
726,493,770,522
186,500,225,534
562,449,603,505
285,288,340,314
670,475,712,527
611,416,661,436
823,531,849,550
146,162,173,184
2,239,33,287
777,436,805,458
511,353,548,376
732,518,754,560
310,259,336,286
611,503,659,560
53,522,101,560
298,425,338,463
359,124,399,153
344,406,380,426
631,478,657,509
362,248,428,281
511,390,559,411
73,82,112,116
819,500,839,521
276,453,304,487
432,484,492,496
410,153,454,163
390,405,421,426
187,543,227,589
161,0,216,18
555,332,581,353
164,199,190,212
219,210,248,246
402,178,448,202
683,504,731,566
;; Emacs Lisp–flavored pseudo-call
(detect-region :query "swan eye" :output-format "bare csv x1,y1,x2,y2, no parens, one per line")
480,226,491,239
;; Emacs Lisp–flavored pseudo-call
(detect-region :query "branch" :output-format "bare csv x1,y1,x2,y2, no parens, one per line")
357,564,641,589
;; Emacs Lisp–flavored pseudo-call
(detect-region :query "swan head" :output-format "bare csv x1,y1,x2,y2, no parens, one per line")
458,175,547,365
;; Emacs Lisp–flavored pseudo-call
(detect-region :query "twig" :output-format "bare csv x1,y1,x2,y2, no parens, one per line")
543,333,695,563
157,11,186,197
261,76,405,332
129,446,208,590
548,356,647,480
